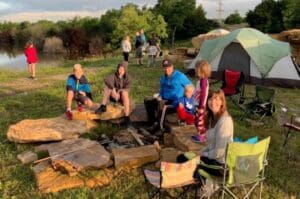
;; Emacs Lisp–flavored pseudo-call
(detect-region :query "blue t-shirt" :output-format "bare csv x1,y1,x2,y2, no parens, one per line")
177,96,195,114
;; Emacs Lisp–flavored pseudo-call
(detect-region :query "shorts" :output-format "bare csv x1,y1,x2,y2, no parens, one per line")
74,93,90,105
136,47,143,58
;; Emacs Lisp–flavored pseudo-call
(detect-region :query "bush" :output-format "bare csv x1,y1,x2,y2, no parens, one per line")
43,36,66,54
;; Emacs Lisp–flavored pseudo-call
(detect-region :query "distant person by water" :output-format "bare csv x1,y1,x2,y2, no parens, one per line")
24,41,38,79
121,35,131,62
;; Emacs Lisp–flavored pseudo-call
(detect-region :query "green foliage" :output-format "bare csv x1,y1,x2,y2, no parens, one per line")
284,0,300,28
225,11,244,25
111,4,167,46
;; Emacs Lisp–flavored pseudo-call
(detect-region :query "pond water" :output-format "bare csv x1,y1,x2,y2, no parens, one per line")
0,50,63,70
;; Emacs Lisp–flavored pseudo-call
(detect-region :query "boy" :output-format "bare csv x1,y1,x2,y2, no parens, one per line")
66,64,93,120
176,84,195,125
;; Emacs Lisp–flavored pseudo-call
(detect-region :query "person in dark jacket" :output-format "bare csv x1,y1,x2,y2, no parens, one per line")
95,61,132,125
66,64,93,120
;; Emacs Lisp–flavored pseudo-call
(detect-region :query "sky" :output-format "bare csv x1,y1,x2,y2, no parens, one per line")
0,0,262,22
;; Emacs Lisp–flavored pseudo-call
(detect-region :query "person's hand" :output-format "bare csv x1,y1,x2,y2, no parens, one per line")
198,108,204,114
178,103,184,108
79,91,86,96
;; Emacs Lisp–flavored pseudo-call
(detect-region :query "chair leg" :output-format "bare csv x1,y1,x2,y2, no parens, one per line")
160,106,167,130
283,128,292,148
259,181,264,199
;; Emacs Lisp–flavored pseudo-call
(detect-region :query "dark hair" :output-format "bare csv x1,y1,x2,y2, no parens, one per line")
25,41,33,49
204,89,228,128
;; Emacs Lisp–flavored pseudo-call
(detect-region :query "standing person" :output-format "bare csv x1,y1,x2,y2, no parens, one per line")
66,64,94,120
192,60,212,143
24,41,38,79
140,29,147,51
147,33,160,67
122,35,131,62
135,31,144,65
95,61,132,127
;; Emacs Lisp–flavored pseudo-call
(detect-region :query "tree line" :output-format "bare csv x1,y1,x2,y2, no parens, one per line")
0,0,217,58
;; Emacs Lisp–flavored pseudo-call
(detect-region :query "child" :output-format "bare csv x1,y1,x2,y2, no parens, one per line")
66,64,93,120
176,84,195,125
147,33,160,67
122,35,131,62
192,60,211,143
24,41,38,79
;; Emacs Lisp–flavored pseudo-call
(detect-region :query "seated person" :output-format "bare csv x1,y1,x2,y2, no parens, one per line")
95,61,132,126
144,59,191,126
176,84,195,125
66,64,93,120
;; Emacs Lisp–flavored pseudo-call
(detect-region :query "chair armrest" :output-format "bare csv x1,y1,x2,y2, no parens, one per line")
257,102,271,108
200,161,224,170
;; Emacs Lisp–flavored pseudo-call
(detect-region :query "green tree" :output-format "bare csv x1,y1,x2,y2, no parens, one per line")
225,11,244,25
155,0,196,45
284,0,300,28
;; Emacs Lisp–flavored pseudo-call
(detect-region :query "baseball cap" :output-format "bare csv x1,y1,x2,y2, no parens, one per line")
162,59,173,68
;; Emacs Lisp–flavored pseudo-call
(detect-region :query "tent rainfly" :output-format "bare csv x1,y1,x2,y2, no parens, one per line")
188,28,300,88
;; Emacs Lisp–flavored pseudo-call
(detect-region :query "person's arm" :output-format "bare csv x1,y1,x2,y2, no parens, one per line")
208,117,233,161
104,74,115,89
180,73,192,88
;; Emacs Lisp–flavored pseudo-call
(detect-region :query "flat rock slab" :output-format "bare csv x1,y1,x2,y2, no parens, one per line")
45,138,111,176
7,116,96,143
112,145,159,170
160,148,181,163
73,102,135,121
17,151,38,164
33,161,113,193
130,105,148,122
171,125,205,153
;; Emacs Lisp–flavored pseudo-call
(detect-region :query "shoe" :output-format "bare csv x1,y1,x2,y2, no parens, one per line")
95,104,106,114
66,110,73,120
125,116,132,128
146,122,160,133
191,134,206,143
77,104,84,112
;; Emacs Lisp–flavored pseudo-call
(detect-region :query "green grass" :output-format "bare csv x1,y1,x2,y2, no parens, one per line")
0,57,299,198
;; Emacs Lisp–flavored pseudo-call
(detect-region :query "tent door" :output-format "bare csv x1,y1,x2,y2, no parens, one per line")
218,42,251,82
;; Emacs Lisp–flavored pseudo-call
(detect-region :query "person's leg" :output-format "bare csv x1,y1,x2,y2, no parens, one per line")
121,90,130,116
31,63,36,78
177,106,187,121
27,63,32,77
66,90,74,110
101,86,113,105
144,98,159,125
84,98,93,108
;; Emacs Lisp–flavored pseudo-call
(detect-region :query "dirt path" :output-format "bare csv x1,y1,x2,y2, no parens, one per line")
0,67,100,97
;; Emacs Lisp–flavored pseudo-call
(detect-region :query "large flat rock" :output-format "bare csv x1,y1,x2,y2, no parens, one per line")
171,125,205,153
112,145,159,170
7,116,96,143
130,105,148,123
45,138,111,176
73,102,135,121
33,161,113,193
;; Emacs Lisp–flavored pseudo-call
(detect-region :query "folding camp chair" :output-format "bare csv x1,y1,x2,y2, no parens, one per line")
221,69,245,104
160,104,175,130
243,85,275,121
143,155,200,198
197,137,270,199
277,103,300,148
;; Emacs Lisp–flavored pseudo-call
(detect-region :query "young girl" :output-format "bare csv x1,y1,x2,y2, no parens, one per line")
24,41,38,79
192,60,211,143
147,33,160,67
122,35,131,62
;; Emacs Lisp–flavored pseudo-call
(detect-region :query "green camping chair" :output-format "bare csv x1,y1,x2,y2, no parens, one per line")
197,137,270,199
242,85,275,121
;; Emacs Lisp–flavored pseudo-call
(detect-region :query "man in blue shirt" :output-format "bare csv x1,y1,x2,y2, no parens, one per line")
144,59,192,126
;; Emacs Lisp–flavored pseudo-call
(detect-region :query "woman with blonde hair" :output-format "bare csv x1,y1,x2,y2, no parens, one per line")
122,35,131,62
192,60,212,143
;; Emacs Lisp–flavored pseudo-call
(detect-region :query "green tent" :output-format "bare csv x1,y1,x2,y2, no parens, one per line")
200,28,290,77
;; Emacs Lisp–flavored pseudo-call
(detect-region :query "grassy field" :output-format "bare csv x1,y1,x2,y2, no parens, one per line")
0,56,299,198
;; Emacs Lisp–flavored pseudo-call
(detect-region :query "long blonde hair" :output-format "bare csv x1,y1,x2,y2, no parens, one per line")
195,60,211,78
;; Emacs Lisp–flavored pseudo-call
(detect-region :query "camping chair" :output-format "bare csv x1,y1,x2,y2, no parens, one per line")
143,155,200,198
277,103,300,148
221,69,245,104
159,104,175,130
197,137,270,199
243,85,275,121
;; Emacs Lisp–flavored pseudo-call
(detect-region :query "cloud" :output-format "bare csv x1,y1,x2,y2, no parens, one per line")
0,10,106,22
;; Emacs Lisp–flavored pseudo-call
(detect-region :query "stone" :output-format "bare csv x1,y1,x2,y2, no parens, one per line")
112,145,159,170
113,130,135,144
171,125,205,153
45,138,111,176
17,151,38,164
163,133,175,147
7,116,96,143
130,105,148,123
33,161,113,193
